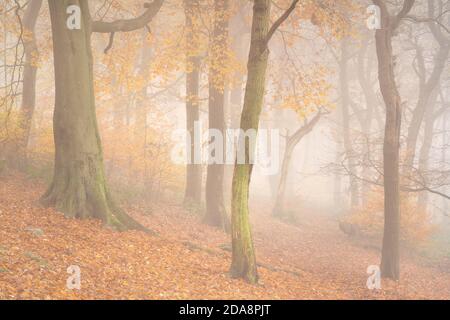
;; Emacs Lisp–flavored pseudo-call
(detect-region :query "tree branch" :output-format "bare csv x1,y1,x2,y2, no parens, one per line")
391,0,415,31
265,0,299,47
91,0,164,33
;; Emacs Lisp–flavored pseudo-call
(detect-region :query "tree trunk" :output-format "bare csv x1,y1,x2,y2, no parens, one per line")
417,90,439,208
42,0,146,232
373,0,415,280
135,31,152,195
224,6,249,204
184,0,202,207
18,0,43,166
230,0,272,284
404,45,449,173
273,113,321,218
442,111,449,213
205,0,230,231
339,38,359,208
273,140,293,218
356,34,377,205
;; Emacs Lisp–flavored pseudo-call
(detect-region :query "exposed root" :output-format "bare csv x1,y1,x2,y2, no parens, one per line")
41,177,155,234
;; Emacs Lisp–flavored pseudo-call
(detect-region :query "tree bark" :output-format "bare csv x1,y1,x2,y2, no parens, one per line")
183,0,202,207
339,38,359,208
373,0,415,280
230,0,298,283
205,0,230,231
273,112,321,218
42,0,154,232
224,4,249,203
230,0,272,284
355,34,377,204
404,44,449,173
417,89,440,208
18,0,43,165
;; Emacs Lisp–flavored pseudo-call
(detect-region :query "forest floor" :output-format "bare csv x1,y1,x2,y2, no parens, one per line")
1,172,450,299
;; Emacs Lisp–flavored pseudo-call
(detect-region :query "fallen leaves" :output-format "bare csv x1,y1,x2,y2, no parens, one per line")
1,172,450,299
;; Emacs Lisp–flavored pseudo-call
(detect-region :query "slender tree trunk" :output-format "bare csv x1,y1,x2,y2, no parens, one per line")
273,139,293,218
184,0,202,207
42,0,146,232
417,114,433,208
373,0,415,280
417,90,439,208
135,31,152,195
356,35,377,204
339,39,359,208
334,147,342,208
404,45,449,173
205,0,230,231
230,0,272,284
18,0,43,165
273,113,321,218
442,112,449,213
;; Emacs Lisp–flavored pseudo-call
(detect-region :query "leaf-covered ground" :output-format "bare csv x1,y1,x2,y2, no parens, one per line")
1,172,450,299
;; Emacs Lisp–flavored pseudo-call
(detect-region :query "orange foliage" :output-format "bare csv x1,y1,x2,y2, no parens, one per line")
344,189,435,245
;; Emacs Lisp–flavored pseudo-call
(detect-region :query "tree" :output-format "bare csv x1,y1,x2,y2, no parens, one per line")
19,0,43,166
42,0,164,231
230,0,298,284
272,111,322,218
373,0,415,280
404,0,450,175
224,2,250,205
204,0,230,231
339,38,359,208
353,32,383,204
183,0,202,207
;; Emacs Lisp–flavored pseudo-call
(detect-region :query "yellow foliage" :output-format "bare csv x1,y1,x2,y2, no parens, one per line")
272,65,335,119
0,108,24,147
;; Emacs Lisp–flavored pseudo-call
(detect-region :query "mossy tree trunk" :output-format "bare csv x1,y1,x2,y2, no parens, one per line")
230,0,298,284
205,0,230,231
230,0,270,284
43,0,163,231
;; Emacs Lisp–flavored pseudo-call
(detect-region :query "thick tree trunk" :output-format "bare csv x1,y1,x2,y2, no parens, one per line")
184,0,202,207
373,0,415,280
205,0,230,231
230,0,271,284
18,0,43,165
42,0,146,232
